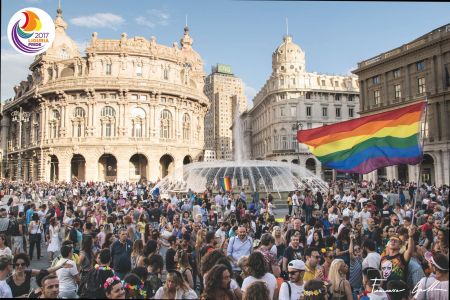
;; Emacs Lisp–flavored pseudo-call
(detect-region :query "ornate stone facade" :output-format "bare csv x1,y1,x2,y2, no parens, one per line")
353,24,450,186
0,8,209,182
242,35,360,180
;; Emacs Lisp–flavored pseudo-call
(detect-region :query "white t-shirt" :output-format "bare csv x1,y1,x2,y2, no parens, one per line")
56,259,78,292
360,211,371,229
242,273,277,300
279,281,304,300
414,277,449,300
362,252,381,270
0,280,12,298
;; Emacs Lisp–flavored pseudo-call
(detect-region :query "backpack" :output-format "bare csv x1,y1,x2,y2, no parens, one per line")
80,269,111,299
7,218,20,236
147,272,162,298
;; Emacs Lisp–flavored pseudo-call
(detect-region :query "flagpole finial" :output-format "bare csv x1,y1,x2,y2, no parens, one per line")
185,14,188,28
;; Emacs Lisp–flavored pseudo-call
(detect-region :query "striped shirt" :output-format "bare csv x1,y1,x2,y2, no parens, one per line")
0,217,9,232
349,256,363,290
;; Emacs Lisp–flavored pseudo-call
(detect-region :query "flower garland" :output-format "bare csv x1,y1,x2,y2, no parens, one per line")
94,264,112,271
104,276,121,290
304,289,322,296
123,281,147,298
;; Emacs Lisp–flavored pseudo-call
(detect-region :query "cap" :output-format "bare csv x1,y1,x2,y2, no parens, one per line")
288,259,306,271
424,251,449,271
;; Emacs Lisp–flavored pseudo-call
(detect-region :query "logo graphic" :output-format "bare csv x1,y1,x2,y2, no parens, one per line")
8,7,55,55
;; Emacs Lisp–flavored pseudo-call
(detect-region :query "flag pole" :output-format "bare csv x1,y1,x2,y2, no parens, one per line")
411,97,428,225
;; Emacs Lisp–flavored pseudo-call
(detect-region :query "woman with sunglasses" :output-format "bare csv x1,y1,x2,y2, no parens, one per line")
348,231,363,299
6,252,71,297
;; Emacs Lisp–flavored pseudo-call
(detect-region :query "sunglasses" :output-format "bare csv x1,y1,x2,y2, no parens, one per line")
327,255,334,259
288,270,301,275
313,255,321,259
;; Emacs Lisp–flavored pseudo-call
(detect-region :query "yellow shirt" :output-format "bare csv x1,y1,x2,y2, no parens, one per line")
303,263,316,282
287,197,293,206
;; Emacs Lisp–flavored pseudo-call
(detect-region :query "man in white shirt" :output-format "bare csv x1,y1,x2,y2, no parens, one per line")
362,240,381,270
0,256,12,298
215,222,229,247
56,244,80,298
292,191,300,217
279,259,305,300
359,204,372,230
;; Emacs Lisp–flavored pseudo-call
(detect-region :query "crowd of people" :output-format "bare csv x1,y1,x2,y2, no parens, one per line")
0,178,448,299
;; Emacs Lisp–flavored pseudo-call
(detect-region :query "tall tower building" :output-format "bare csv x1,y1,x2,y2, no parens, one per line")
204,64,247,160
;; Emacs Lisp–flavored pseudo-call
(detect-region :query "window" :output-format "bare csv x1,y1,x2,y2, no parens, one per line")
306,106,312,117
105,123,112,137
105,63,112,75
291,78,296,85
374,90,380,104
348,95,354,102
418,77,426,94
291,106,296,117
101,93,107,99
336,107,341,118
349,108,354,118
306,92,311,100
131,94,138,100
321,80,326,86
183,113,190,140
163,68,169,80
110,94,116,99
131,107,146,119
160,109,172,139
77,123,82,137
136,65,142,77
280,77,284,86
280,129,288,150
74,107,85,117
335,94,341,101
393,69,401,78
322,107,328,117
59,49,69,59
101,106,116,117
417,61,425,71
373,76,380,84
280,107,286,117
139,95,147,101
394,84,401,99
335,81,339,87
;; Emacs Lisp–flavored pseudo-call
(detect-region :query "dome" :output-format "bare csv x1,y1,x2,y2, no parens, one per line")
272,35,305,74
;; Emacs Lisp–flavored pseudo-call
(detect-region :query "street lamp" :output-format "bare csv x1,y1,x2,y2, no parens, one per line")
292,121,303,164
11,107,30,181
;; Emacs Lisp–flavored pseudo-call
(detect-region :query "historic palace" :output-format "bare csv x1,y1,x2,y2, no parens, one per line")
0,8,209,182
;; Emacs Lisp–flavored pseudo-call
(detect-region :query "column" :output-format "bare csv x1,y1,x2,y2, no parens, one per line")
408,165,420,183
116,154,128,181
444,149,450,186
85,153,98,182
1,116,10,178
383,72,389,106
404,64,411,101
435,151,443,187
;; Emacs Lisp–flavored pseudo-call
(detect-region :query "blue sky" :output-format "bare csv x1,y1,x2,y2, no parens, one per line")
2,0,450,104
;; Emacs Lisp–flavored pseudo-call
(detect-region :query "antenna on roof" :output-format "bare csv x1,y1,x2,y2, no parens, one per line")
58,0,61,10
185,14,188,28
286,17,289,36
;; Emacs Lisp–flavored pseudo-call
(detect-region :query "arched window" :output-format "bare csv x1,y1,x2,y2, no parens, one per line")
182,113,190,140
101,106,115,117
273,129,278,150
160,109,172,139
101,106,116,137
72,107,85,138
131,107,146,138
74,107,85,117
49,109,60,139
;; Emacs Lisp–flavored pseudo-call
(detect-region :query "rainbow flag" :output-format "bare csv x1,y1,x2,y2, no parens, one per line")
220,176,232,192
297,101,426,174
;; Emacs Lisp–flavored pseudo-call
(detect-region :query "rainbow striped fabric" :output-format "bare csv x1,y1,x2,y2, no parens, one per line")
297,101,426,174
220,176,232,192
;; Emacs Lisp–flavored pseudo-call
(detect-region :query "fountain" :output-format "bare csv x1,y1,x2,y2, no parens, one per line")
152,104,328,197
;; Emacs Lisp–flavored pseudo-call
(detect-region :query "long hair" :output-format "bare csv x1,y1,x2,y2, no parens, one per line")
202,264,234,299
81,235,94,259
329,258,346,292
132,239,144,257
247,252,266,279
337,227,350,243
164,270,190,293
201,249,226,276
103,233,114,249
243,281,270,300
177,249,190,269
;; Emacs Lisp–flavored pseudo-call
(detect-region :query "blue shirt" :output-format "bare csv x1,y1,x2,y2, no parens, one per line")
227,236,253,262
26,209,34,226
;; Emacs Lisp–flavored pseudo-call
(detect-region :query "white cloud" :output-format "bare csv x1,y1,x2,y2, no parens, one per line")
70,13,125,30
136,9,170,28
243,82,257,109
1,50,34,101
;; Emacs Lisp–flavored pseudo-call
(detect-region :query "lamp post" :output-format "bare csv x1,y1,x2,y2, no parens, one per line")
292,121,303,165
11,107,30,181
